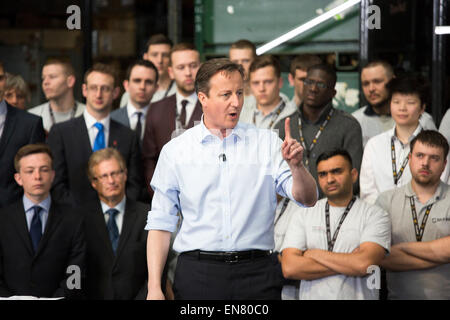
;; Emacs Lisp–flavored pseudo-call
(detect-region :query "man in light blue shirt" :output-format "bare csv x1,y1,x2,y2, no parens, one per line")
145,58,318,300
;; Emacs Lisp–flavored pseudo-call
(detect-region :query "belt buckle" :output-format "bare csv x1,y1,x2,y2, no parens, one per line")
224,252,240,263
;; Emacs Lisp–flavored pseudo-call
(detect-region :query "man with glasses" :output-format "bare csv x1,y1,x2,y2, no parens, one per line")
275,64,363,199
47,63,144,206
82,148,162,299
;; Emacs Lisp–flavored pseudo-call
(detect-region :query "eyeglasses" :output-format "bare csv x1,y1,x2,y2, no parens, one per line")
94,169,124,182
87,85,113,93
302,78,329,89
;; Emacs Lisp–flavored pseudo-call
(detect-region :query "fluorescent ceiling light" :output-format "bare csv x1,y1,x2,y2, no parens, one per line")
256,0,361,55
435,26,450,35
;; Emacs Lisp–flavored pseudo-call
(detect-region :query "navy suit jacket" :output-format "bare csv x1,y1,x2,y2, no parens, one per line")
0,103,45,208
83,199,154,299
0,200,85,299
47,115,145,206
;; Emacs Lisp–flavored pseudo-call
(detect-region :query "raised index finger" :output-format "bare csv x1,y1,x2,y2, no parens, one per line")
284,117,292,141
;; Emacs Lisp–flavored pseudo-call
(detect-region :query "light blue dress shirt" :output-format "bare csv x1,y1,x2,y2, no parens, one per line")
23,195,51,233
145,119,309,253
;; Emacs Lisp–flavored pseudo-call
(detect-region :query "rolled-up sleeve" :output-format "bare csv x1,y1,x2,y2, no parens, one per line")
145,145,180,232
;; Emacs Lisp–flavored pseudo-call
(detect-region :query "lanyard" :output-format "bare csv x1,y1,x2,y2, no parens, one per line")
325,196,356,252
49,103,78,127
409,197,433,242
298,107,334,168
164,80,175,99
390,137,409,185
274,197,290,226
253,101,286,129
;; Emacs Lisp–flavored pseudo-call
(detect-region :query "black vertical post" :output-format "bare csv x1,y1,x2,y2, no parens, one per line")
168,0,182,44
432,0,447,126
82,0,93,73
359,0,372,107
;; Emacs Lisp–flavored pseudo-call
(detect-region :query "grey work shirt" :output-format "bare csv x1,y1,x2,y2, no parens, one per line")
274,102,363,198
281,197,391,300
376,181,450,300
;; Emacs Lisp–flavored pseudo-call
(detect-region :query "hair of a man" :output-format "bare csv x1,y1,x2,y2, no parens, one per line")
362,60,394,79
410,130,449,159
83,63,119,87
307,63,337,88
169,43,198,66
289,54,323,76
87,147,127,182
230,39,257,57
144,33,173,52
125,59,159,84
4,73,30,102
43,58,75,77
386,73,429,106
195,58,244,97
14,143,53,172
316,148,353,169
249,55,281,79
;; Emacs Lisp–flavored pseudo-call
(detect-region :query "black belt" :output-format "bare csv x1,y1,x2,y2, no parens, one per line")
182,250,272,263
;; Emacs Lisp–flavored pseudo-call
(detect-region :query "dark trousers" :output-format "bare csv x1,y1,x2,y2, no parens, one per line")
173,252,284,300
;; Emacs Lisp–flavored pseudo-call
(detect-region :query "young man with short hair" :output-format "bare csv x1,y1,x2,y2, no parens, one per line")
48,63,144,206
29,59,85,134
377,130,450,300
0,143,85,299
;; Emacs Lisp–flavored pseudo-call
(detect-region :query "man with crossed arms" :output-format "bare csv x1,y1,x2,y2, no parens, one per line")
281,149,390,300
377,130,450,300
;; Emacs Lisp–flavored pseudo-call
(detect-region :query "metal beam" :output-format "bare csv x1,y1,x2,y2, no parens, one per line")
168,0,182,44
432,0,447,126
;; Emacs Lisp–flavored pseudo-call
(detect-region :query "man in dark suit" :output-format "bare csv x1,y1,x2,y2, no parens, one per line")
111,60,159,145
83,148,158,299
0,61,46,208
47,63,144,206
0,143,85,299
142,43,203,197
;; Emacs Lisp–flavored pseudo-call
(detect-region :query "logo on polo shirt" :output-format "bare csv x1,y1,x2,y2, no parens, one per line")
431,217,450,223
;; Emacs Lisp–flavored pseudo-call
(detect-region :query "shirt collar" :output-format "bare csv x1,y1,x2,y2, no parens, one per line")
83,108,110,132
390,123,423,143
176,90,198,106
0,99,7,115
23,194,51,213
101,196,126,215
198,115,244,144
254,98,284,117
299,102,334,124
126,101,148,119
405,181,447,204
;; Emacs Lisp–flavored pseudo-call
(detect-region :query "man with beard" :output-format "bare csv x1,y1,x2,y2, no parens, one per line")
142,43,203,198
281,149,390,300
377,130,450,300
353,61,435,147
275,64,363,198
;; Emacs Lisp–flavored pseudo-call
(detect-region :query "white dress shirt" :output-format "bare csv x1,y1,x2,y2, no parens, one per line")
175,91,198,128
101,196,126,234
0,99,6,139
145,118,310,253
83,109,110,148
126,102,149,140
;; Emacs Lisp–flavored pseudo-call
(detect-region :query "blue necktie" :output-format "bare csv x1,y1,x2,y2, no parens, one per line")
93,122,105,151
30,206,43,252
106,208,119,254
